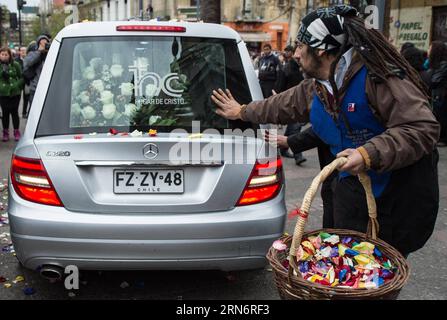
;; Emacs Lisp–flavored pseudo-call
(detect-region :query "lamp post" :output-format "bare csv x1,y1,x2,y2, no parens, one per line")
17,0,26,46
139,0,143,20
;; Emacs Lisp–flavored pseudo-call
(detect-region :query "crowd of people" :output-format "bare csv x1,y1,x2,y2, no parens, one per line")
0,34,51,142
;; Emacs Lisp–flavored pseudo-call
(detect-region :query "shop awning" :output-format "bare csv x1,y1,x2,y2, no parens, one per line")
238,32,272,43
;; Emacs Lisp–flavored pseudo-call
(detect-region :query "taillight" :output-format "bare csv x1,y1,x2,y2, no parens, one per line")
237,157,283,206
10,155,63,206
116,25,186,32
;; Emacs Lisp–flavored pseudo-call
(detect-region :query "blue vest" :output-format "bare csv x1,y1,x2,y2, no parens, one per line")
310,66,391,197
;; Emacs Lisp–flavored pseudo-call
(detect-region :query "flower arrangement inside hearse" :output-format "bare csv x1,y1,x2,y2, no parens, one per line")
69,57,191,128
273,231,397,289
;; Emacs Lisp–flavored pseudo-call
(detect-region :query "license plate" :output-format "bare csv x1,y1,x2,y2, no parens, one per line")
113,169,184,194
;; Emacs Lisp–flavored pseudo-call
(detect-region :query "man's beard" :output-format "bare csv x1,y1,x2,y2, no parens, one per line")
301,51,324,79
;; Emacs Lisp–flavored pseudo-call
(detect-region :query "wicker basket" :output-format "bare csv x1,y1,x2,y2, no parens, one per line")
267,157,410,300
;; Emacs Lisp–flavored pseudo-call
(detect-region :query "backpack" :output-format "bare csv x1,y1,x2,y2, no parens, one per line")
23,64,36,83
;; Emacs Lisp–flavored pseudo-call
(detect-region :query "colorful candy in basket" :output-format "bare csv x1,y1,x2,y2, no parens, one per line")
273,232,397,289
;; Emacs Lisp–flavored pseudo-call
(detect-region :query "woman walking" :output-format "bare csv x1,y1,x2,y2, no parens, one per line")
0,47,24,142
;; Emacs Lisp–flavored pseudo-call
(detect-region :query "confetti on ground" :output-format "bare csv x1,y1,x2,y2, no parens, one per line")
23,287,36,295
2,244,14,253
0,276,7,282
13,275,24,283
3,283,11,288
89,132,97,136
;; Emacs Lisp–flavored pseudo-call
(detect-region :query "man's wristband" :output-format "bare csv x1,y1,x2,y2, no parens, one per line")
238,104,247,120
356,146,371,170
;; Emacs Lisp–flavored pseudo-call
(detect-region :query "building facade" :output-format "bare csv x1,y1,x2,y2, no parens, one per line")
62,0,426,54
21,6,40,46
388,0,447,52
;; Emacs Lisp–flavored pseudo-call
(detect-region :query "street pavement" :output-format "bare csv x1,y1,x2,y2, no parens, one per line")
0,118,446,300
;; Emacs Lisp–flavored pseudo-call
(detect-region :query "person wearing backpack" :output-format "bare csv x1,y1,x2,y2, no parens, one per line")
0,47,24,142
23,35,51,112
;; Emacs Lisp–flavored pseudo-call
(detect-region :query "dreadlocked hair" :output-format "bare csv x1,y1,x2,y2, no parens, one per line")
327,15,429,104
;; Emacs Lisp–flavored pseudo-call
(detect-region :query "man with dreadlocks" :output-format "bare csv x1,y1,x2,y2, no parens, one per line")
211,5,440,257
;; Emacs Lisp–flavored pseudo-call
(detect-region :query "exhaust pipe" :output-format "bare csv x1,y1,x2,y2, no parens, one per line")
40,265,64,281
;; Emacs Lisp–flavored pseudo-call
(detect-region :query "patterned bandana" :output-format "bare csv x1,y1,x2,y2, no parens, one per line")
297,5,358,51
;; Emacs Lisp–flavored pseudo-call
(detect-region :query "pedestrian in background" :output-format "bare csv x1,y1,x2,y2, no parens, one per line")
23,35,51,111
276,45,307,165
401,46,425,78
258,43,281,98
16,47,30,119
423,41,447,146
0,47,24,142
400,42,415,54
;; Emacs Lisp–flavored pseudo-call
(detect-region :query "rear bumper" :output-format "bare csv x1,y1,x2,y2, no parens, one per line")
9,186,286,271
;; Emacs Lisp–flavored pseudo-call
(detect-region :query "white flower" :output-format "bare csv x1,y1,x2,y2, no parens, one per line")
80,106,96,120
72,80,81,96
130,129,142,137
100,91,114,105
102,104,117,120
110,64,124,78
120,83,134,96
71,103,81,116
83,66,96,80
89,57,103,69
91,80,104,92
79,91,90,104
145,84,158,97
149,115,161,125
124,103,137,117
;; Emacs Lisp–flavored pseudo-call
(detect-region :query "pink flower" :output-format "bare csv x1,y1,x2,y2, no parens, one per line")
272,240,287,251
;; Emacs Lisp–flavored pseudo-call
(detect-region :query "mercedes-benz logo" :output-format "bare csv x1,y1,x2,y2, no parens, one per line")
143,143,159,159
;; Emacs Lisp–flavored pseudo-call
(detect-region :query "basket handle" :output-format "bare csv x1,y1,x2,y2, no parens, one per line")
288,157,379,265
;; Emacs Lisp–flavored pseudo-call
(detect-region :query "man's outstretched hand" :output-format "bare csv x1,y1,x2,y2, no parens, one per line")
211,89,243,120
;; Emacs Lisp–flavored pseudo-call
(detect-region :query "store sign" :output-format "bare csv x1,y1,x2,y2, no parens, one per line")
389,7,432,51
269,25,283,30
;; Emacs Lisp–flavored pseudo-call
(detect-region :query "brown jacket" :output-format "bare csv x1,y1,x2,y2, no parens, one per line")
241,52,440,173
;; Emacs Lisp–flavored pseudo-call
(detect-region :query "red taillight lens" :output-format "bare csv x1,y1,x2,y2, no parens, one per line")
237,157,283,206
116,25,186,32
10,155,63,206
